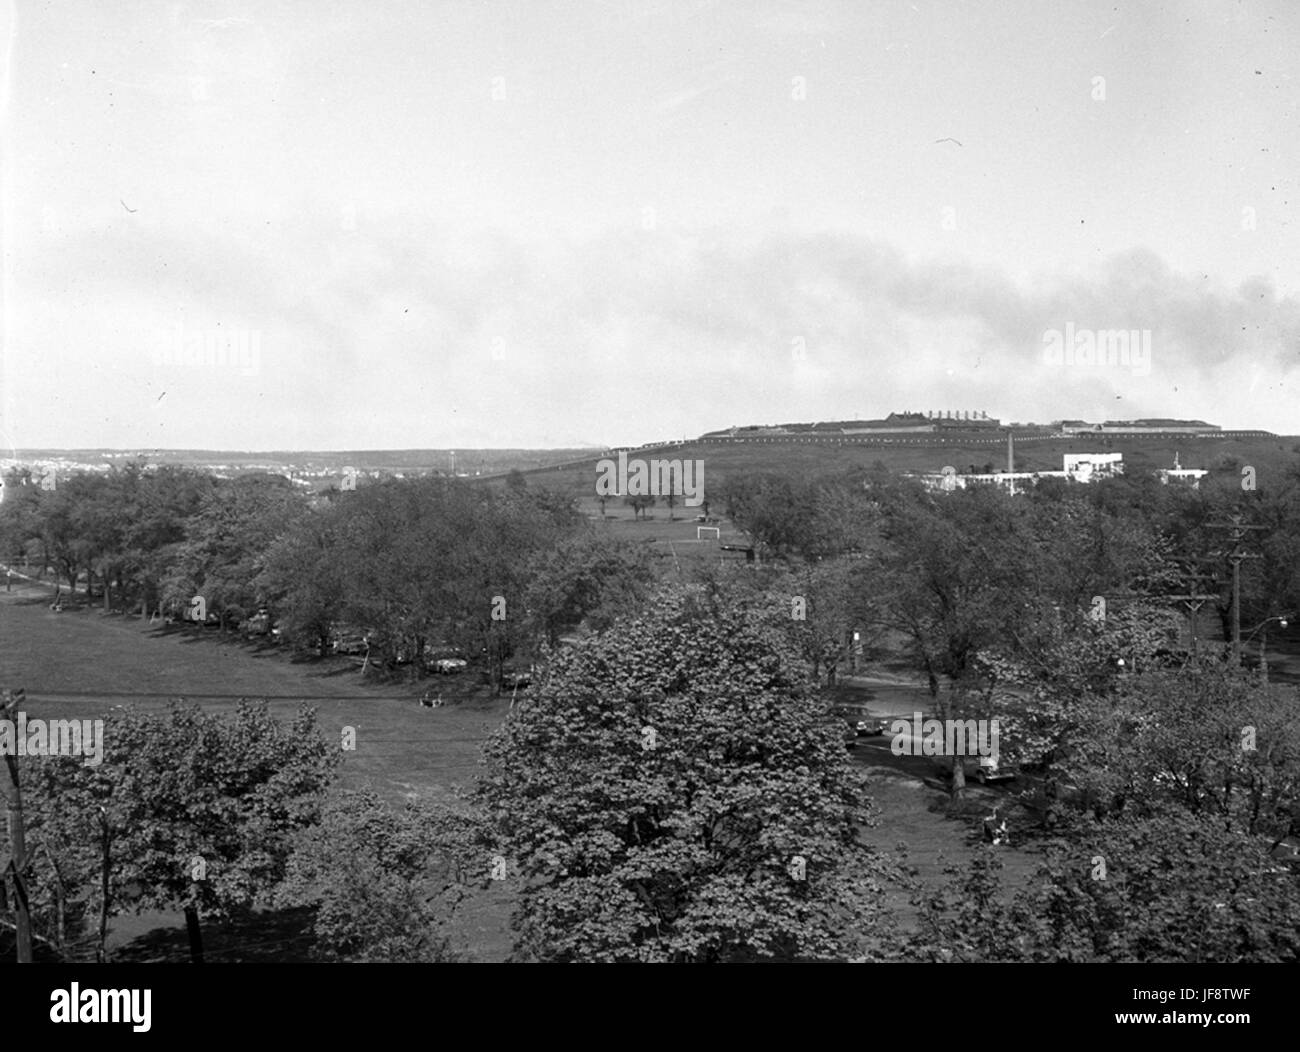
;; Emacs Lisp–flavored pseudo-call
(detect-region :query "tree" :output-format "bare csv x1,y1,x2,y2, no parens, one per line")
283,476,579,685
37,479,96,593
17,702,338,962
781,559,874,686
718,472,820,560
475,587,898,961
521,533,655,647
119,465,214,616
970,597,1185,825
258,511,346,655
1061,663,1300,838
276,788,482,961
0,469,45,568
164,474,307,629
907,808,1300,962
623,494,655,520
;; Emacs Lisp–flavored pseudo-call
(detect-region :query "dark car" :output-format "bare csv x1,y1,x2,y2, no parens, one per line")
971,755,1017,784
330,626,369,655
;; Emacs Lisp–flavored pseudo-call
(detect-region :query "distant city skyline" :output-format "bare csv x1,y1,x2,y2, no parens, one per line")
4,1,1298,449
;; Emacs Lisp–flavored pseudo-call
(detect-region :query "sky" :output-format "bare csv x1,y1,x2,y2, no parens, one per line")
2,0,1298,450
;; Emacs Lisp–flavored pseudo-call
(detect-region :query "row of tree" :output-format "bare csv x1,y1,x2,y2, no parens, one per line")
0,465,657,686
719,456,1300,665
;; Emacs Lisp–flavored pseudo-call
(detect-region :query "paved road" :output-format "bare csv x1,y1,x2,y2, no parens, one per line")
825,674,939,720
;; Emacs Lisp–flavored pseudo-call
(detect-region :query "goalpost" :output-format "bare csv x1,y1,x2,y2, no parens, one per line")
697,526,721,541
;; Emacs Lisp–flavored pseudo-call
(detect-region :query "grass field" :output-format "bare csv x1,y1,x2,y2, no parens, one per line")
0,569,1044,961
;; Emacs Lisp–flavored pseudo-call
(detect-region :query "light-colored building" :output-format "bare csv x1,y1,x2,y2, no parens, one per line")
1156,452,1208,488
1062,452,1124,481
915,452,1124,494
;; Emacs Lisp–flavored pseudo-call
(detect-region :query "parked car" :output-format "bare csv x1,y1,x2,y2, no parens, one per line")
833,707,885,737
972,754,1016,784
500,667,532,689
429,656,468,674
242,611,273,636
931,754,1019,785
330,626,369,655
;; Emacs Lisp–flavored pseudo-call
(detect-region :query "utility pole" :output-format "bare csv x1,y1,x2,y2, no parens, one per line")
1163,563,1219,662
1,688,32,962
1207,512,1266,666
1100,567,1216,671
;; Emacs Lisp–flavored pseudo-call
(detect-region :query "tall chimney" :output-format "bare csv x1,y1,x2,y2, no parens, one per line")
1007,431,1014,473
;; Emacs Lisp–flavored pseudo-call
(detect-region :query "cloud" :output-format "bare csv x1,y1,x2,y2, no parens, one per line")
10,214,1299,446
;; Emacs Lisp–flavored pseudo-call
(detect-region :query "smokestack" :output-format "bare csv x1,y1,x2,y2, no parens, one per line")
1007,431,1014,473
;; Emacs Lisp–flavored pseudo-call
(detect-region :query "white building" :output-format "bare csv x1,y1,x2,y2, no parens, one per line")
915,452,1124,494
1062,452,1124,481
1156,452,1208,488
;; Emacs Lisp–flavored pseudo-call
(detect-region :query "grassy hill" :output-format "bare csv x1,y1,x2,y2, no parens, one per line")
486,433,1300,503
